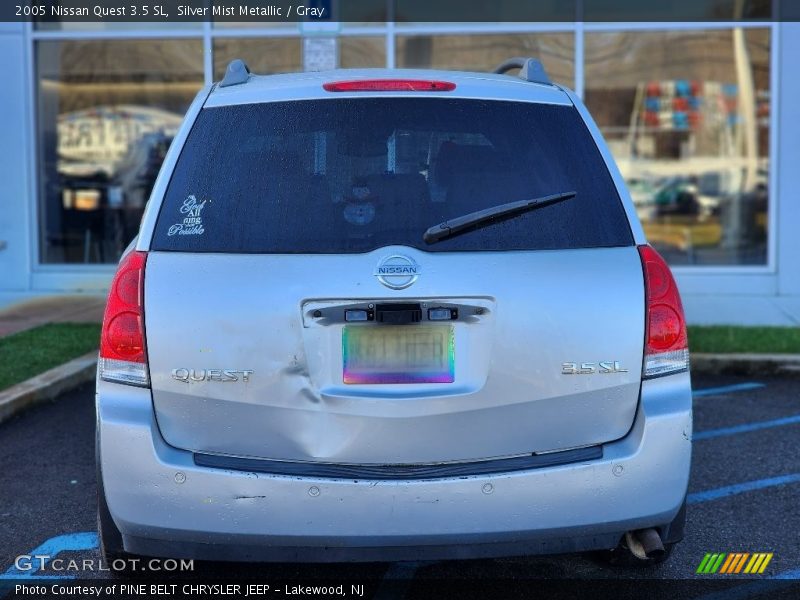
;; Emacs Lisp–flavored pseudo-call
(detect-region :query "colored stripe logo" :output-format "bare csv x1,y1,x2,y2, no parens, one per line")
696,553,773,574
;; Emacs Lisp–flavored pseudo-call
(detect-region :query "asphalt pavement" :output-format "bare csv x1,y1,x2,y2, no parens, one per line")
1,375,800,599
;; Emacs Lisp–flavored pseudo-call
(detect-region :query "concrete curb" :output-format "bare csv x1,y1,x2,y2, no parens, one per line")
0,352,97,424
692,353,800,377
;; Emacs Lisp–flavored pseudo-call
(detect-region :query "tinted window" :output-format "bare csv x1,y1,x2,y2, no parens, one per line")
152,98,633,253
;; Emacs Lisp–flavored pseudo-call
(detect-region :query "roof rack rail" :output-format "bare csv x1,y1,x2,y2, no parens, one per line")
220,59,251,88
492,57,551,85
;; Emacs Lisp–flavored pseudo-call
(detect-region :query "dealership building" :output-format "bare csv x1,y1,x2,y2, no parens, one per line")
0,12,798,325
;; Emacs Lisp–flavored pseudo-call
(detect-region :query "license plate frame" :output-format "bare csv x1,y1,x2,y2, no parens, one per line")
342,324,455,384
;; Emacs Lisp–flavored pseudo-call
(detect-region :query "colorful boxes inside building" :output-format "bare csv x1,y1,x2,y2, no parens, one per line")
641,79,759,131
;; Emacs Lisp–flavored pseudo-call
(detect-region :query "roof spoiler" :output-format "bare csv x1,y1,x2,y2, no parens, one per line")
491,57,551,85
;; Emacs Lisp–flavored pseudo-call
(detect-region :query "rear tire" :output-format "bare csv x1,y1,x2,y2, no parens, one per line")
97,489,126,564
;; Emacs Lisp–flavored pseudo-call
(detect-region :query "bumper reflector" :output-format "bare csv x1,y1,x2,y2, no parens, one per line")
644,348,690,379
99,357,149,387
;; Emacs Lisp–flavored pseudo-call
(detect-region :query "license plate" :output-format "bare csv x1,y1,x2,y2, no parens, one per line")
343,325,454,384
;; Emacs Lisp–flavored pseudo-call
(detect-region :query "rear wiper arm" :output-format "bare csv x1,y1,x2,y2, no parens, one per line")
423,191,576,245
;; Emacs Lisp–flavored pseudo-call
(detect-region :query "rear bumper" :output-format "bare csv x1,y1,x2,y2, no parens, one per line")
97,372,692,562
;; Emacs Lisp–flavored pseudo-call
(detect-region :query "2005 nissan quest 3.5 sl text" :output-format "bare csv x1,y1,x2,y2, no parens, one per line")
96,58,691,566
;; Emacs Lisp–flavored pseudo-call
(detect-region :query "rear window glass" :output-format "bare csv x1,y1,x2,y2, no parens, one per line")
151,98,633,253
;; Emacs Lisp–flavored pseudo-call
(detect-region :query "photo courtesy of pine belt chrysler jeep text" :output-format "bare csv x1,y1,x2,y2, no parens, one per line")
96,57,691,566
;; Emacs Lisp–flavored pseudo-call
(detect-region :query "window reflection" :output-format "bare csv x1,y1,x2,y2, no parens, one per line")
396,33,575,88
213,36,384,78
585,29,770,265
340,36,386,68
33,27,773,269
37,40,203,264
213,38,302,78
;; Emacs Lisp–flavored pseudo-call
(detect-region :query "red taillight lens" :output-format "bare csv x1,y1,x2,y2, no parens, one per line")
648,304,683,350
639,245,689,378
106,312,144,358
99,251,149,386
323,79,456,92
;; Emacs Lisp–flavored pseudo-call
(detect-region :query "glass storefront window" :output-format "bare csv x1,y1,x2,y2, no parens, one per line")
585,29,770,265
33,26,773,269
213,38,302,78
396,33,575,88
214,36,384,78
340,36,386,67
36,40,204,264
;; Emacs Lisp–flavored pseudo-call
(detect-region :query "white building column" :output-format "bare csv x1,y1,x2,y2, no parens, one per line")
0,23,33,304
774,22,800,321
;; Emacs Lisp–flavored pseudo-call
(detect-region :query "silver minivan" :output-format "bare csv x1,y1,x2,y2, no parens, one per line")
96,58,692,566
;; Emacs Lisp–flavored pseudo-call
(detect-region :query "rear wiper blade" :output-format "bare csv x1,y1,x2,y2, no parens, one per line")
423,191,576,245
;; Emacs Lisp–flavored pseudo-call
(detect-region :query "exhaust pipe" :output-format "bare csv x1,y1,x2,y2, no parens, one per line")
625,528,665,560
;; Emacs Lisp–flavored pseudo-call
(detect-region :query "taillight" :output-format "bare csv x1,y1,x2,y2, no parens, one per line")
99,251,149,387
639,245,689,378
323,79,456,92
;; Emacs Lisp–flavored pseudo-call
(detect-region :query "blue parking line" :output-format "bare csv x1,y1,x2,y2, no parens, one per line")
773,568,800,580
688,474,800,504
693,382,765,398
0,532,97,580
695,414,800,441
